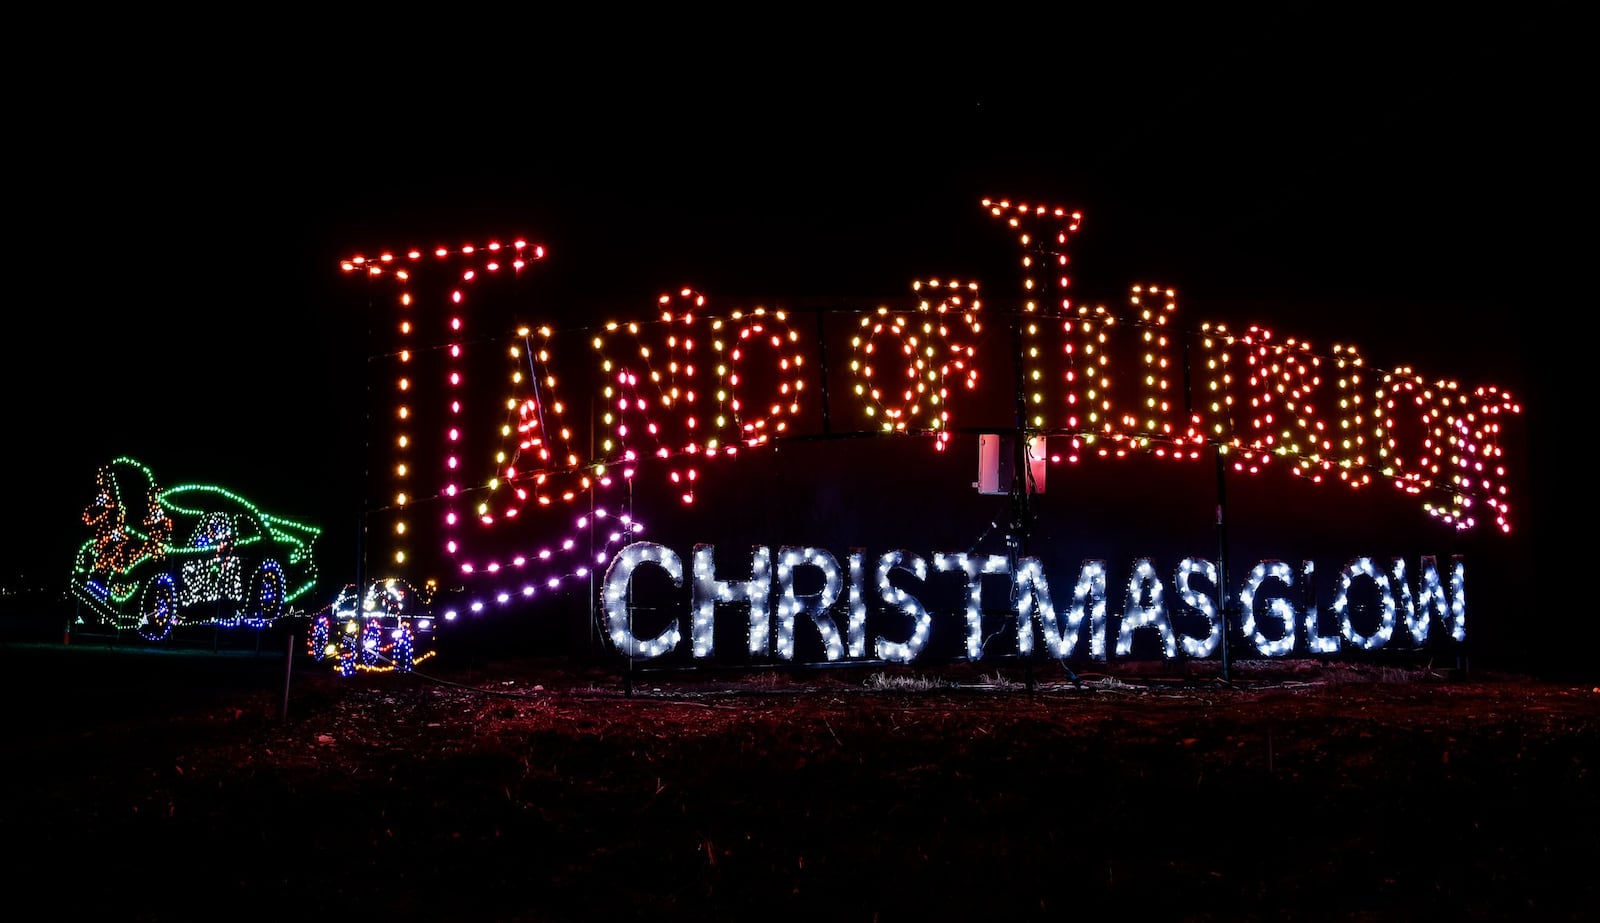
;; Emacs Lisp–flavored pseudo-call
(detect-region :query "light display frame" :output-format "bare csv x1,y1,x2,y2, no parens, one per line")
338,199,1518,670
308,577,440,675
69,456,322,641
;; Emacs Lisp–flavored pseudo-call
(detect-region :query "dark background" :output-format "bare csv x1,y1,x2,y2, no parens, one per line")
8,6,1584,671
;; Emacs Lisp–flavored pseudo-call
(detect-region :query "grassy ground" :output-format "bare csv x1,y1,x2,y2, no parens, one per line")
5,636,1598,921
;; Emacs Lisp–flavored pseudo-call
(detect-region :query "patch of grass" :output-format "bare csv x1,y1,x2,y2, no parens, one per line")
976,671,1020,690
1317,661,1442,685
863,671,951,691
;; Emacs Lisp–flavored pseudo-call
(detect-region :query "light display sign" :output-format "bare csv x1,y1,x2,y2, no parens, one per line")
339,199,1519,667
600,543,1466,663
69,457,322,640
307,577,439,675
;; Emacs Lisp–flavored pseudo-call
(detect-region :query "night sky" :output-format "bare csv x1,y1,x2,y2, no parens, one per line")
11,8,1582,658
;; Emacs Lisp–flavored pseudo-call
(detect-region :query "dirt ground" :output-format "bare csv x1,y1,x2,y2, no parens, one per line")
5,636,1598,922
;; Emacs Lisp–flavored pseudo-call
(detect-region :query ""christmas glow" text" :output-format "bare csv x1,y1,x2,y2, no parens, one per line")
601,541,1465,665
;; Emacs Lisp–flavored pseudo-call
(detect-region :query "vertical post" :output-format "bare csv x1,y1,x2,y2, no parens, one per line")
1012,305,1038,692
588,480,596,652
815,308,832,435
354,512,363,622
589,394,597,651
280,627,294,722
1186,331,1231,682
623,572,634,699
356,275,375,649
622,474,634,698
1215,450,1231,682
1012,310,1029,554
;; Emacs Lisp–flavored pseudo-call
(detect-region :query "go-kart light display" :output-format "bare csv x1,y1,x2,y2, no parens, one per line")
308,577,438,675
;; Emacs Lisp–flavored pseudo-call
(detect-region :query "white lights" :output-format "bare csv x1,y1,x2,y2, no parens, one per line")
874,550,932,663
597,542,1467,665
1301,560,1341,655
336,209,1508,676
934,552,1011,659
1013,557,1100,659
776,547,849,661
1392,555,1466,644
1116,558,1177,658
603,542,684,658
693,544,772,658
1332,556,1397,651
1175,558,1222,658
1239,561,1299,657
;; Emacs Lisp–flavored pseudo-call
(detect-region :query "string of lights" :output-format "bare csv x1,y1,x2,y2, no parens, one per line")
69,456,322,641
338,199,1519,654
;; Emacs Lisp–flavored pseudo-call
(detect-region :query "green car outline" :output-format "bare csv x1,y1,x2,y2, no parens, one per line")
70,457,321,640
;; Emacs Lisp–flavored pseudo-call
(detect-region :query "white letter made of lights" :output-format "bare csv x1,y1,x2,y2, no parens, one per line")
933,552,1012,660
1116,557,1179,659
1175,557,1223,658
874,550,932,663
603,542,683,659
776,547,849,662
602,543,1466,665
1332,556,1398,651
694,544,772,658
1240,561,1299,658
1012,557,1108,660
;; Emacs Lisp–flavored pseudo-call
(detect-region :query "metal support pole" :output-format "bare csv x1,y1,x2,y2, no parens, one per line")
1186,332,1231,682
280,628,294,722
1011,307,1040,692
815,309,832,435
1215,450,1231,682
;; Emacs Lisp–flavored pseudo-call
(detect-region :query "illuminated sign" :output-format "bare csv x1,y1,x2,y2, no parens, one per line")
340,199,1517,650
601,542,1466,664
69,457,322,640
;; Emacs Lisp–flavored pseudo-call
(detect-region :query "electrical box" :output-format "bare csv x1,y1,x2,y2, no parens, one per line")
977,433,1046,495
